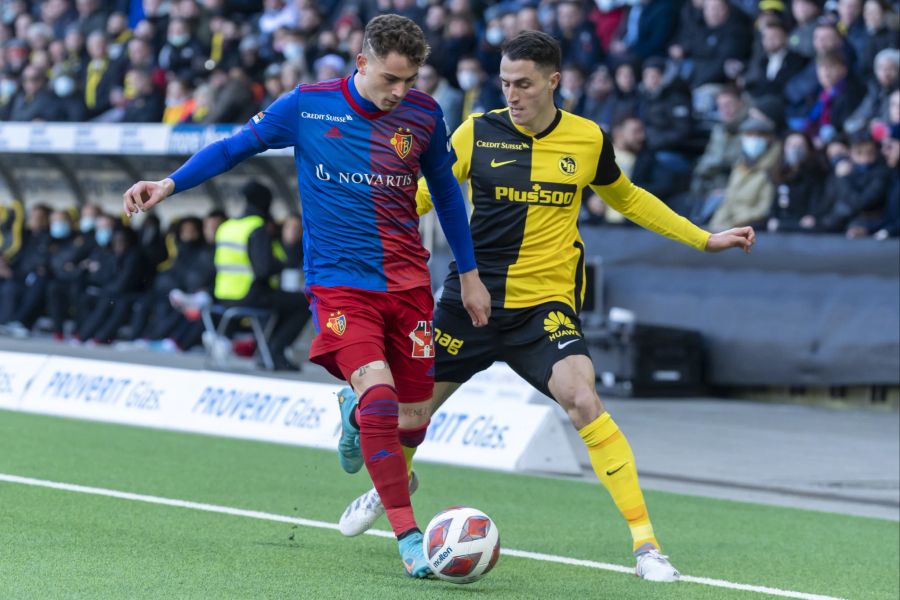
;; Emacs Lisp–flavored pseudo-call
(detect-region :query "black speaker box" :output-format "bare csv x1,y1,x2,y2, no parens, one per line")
586,323,706,397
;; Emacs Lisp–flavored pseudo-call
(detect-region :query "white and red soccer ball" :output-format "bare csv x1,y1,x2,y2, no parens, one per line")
423,506,500,584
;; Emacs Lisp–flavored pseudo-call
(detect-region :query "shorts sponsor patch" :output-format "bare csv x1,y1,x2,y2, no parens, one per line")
408,320,434,358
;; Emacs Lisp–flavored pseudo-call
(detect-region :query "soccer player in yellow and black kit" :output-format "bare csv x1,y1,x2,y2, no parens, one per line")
335,31,755,582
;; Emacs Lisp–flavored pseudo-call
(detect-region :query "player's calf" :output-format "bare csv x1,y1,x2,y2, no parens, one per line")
357,384,417,536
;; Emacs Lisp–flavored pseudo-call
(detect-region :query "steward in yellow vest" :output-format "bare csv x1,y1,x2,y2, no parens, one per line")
213,180,310,370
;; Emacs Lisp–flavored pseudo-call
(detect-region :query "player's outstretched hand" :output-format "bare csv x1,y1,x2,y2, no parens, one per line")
123,178,175,218
706,226,756,254
459,269,491,327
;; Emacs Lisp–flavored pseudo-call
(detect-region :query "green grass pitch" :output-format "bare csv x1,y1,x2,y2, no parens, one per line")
0,409,896,599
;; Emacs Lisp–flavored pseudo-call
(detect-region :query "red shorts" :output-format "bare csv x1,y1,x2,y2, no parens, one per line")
307,285,435,403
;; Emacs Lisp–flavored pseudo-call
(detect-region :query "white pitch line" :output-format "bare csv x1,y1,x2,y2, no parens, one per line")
0,473,846,600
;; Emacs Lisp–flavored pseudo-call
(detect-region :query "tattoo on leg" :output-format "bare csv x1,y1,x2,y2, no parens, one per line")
356,360,387,378
400,406,429,417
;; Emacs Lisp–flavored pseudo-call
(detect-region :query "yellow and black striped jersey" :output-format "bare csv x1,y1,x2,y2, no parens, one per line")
418,108,710,312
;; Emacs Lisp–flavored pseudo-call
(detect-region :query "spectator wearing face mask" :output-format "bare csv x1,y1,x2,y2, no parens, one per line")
708,117,782,230
455,56,503,123
51,73,88,121
78,225,152,344
476,11,506,76
69,213,118,339
816,131,890,233
766,132,830,232
44,208,97,340
77,202,101,238
158,18,204,81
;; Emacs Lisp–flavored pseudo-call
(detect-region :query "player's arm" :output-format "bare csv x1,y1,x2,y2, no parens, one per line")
420,112,490,326
415,116,476,216
590,132,755,253
123,89,300,216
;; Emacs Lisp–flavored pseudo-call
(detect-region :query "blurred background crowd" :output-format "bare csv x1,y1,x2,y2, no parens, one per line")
1,0,898,233
0,181,309,369
0,0,898,363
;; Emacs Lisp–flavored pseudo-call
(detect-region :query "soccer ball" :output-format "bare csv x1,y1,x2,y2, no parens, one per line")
422,506,500,584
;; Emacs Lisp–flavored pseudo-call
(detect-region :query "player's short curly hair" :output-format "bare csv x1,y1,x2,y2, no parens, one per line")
362,14,430,66
501,31,561,73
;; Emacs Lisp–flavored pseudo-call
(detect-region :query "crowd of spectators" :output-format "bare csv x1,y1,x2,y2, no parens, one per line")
0,181,308,368
0,0,898,238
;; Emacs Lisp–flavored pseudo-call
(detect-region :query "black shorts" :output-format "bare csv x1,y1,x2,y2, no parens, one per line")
433,299,591,398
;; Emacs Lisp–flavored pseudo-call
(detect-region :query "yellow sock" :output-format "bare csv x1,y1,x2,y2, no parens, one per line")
579,412,659,553
401,445,417,480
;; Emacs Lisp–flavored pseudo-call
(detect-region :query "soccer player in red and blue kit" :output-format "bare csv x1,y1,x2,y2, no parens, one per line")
122,15,491,578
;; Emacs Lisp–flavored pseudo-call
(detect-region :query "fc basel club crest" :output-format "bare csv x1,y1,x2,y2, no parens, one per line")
326,311,347,336
390,127,413,159
408,320,434,358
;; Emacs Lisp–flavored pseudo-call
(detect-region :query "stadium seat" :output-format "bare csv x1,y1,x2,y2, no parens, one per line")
200,304,276,371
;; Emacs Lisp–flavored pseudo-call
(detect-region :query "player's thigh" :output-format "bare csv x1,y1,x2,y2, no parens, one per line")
306,285,389,384
501,303,592,399
382,286,437,410
432,298,499,388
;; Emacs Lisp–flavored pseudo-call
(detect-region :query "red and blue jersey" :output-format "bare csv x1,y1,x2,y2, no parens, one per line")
249,76,452,291
169,74,475,293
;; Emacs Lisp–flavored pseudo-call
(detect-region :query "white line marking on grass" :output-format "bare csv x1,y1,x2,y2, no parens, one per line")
0,473,845,600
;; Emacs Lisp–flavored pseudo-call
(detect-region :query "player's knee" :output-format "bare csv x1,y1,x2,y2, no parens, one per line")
398,421,429,448
356,384,399,432
561,385,602,430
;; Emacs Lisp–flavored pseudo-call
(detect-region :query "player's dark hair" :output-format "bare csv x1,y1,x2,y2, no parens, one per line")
501,30,561,73
363,14,430,66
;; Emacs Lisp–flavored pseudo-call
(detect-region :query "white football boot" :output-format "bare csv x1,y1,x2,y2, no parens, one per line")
635,546,681,582
338,471,419,537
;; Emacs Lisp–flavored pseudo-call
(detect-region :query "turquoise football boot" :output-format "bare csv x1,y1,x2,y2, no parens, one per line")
336,387,363,473
398,532,431,578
